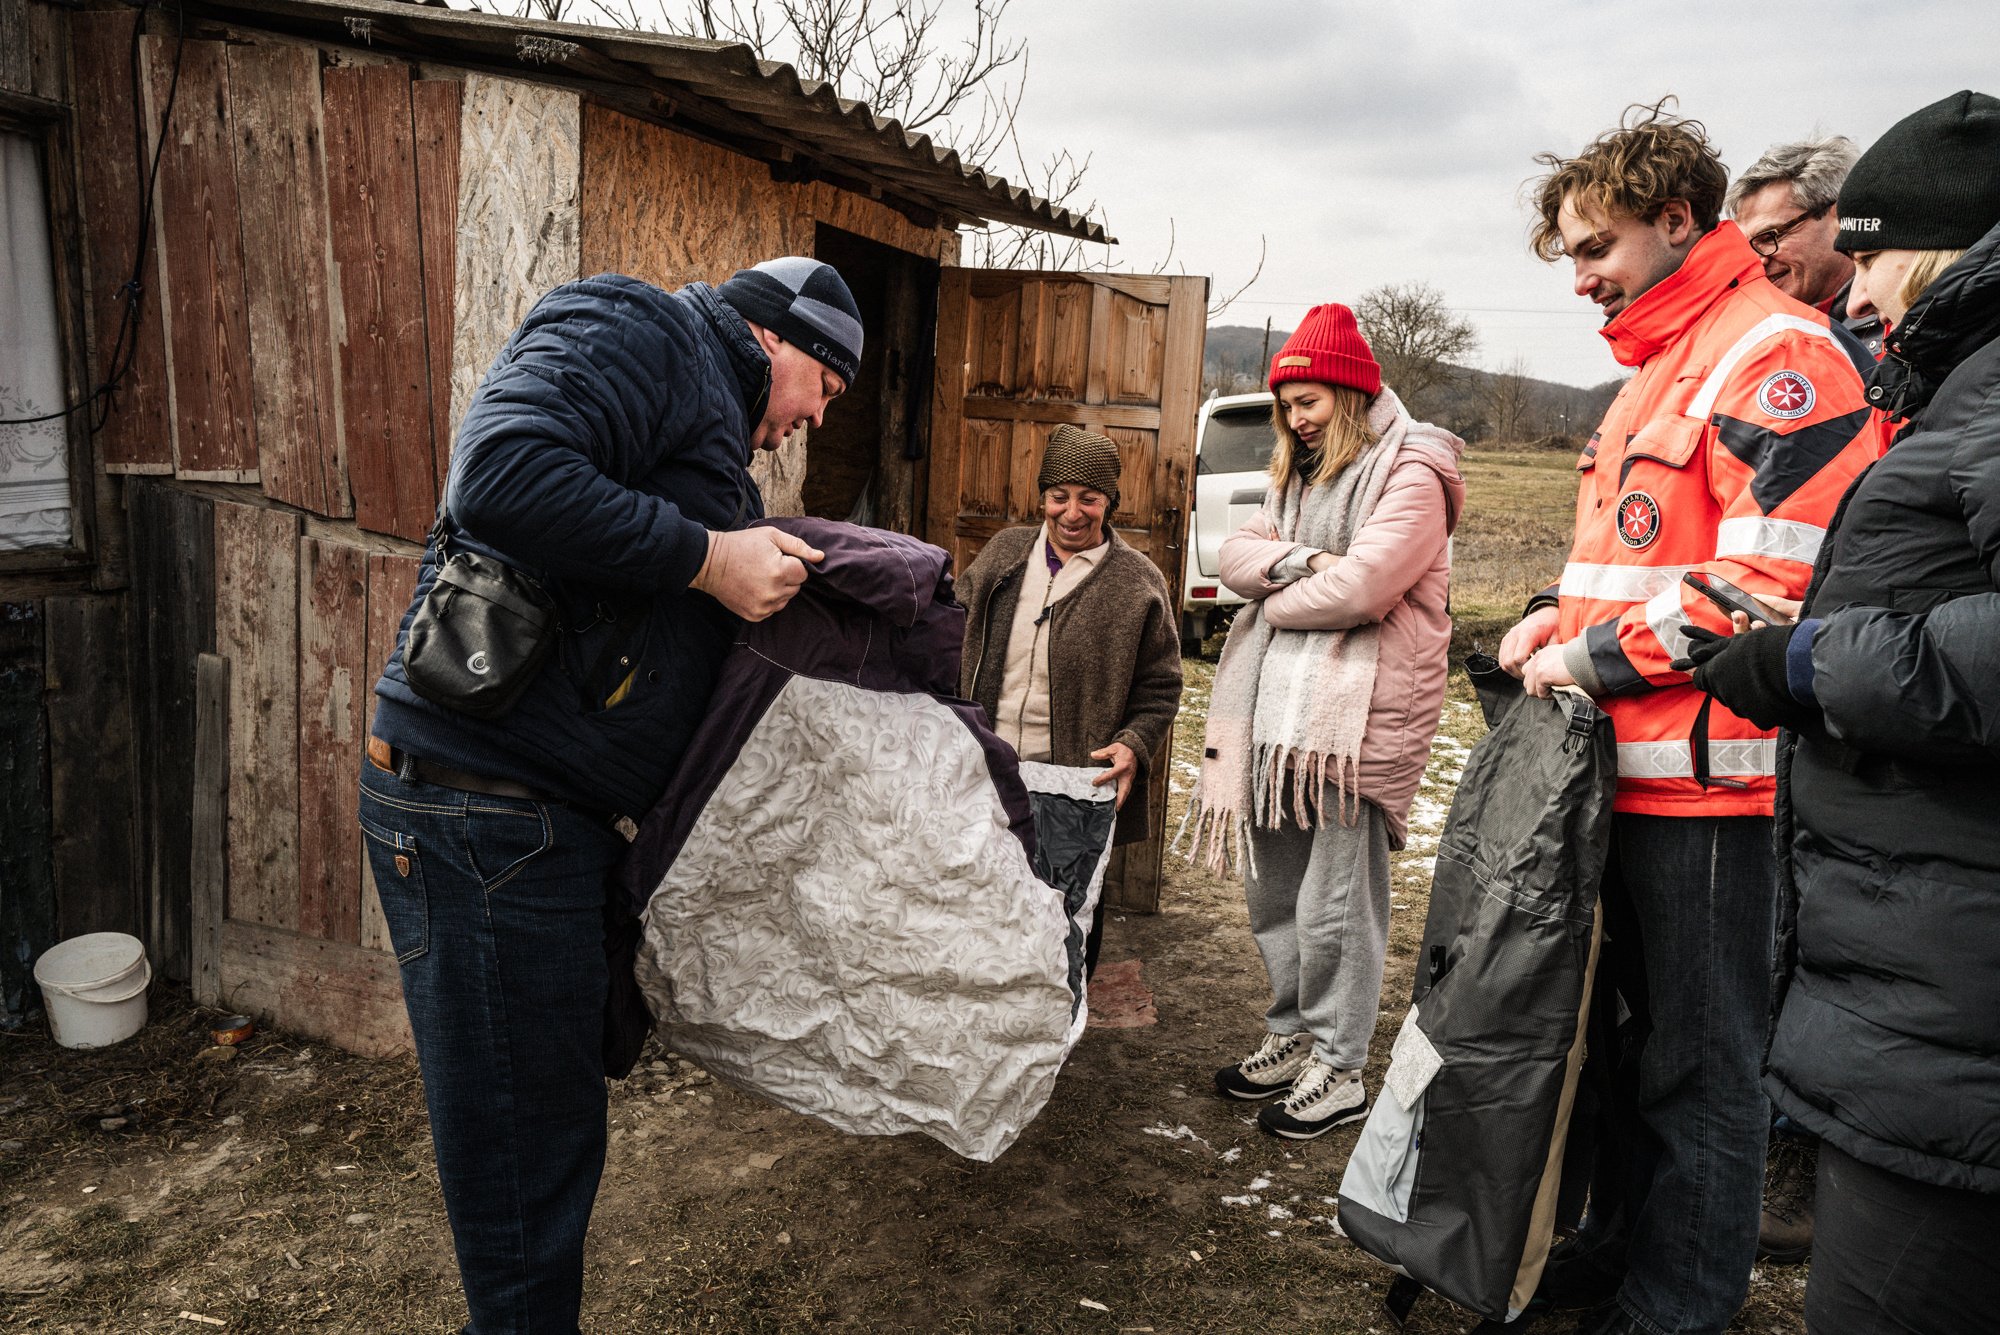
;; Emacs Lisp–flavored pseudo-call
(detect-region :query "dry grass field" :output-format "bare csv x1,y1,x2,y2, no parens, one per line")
1447,445,1580,656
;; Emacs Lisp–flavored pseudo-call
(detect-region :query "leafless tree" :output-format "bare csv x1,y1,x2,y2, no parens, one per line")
1484,354,1537,444
1353,282,1479,415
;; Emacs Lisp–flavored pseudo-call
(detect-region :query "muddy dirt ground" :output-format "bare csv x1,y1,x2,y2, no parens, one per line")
0,664,1810,1333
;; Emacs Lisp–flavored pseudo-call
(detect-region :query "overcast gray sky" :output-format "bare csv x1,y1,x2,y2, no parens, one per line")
985,0,2000,387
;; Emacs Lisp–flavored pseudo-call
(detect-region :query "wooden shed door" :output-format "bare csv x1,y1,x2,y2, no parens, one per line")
927,270,1208,913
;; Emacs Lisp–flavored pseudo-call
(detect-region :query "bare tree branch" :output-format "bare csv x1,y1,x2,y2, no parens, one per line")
1205,235,1264,318
1353,282,1479,416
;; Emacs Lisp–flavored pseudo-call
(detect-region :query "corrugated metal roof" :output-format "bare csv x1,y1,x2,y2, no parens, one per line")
181,0,1111,243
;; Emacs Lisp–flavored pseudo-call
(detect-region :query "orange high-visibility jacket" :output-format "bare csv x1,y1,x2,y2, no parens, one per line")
1556,223,1883,817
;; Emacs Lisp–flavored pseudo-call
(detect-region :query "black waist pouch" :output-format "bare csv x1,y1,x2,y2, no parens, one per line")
403,548,559,720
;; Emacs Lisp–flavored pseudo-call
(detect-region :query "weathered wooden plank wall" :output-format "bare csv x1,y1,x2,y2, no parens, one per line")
0,602,54,1026
68,9,172,473
128,482,214,980
450,74,580,444
220,920,411,1057
189,651,228,1007
297,537,368,946
42,595,140,940
227,40,348,518
413,78,462,491
139,35,258,482
0,0,63,101
324,62,438,542
212,498,301,932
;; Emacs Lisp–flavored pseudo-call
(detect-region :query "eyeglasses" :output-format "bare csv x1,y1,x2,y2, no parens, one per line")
1747,204,1832,258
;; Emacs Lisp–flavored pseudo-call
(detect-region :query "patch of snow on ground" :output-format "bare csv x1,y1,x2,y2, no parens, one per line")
1143,1124,1213,1154
1266,1203,1293,1220
1405,795,1449,833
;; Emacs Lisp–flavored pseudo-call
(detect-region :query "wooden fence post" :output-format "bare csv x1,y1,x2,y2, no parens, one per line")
190,653,229,1008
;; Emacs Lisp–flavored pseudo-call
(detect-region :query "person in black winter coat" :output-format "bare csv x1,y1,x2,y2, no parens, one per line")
360,258,862,1334
1685,91,2000,1335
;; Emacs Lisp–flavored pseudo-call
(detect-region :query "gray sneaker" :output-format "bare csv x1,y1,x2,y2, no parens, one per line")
1213,1032,1312,1100
1256,1058,1368,1139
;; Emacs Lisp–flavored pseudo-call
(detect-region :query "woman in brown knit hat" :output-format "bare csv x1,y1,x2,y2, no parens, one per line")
1189,303,1465,1141
957,424,1184,972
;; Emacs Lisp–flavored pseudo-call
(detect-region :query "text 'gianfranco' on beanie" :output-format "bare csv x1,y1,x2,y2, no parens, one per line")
716,257,865,383
1035,424,1122,513
1835,89,2000,253
1268,303,1382,397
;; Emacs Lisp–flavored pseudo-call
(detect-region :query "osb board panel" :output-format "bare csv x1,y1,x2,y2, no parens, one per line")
70,10,171,472
323,62,437,542
451,74,579,443
413,78,462,485
579,103,785,287
804,180,957,265
578,106,955,288
44,594,141,941
140,36,258,482
744,433,806,519
220,919,411,1058
0,0,63,101
228,40,348,518
297,536,368,946
213,498,301,932
359,552,418,954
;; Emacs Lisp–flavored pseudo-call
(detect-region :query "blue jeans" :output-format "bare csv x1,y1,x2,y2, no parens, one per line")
1573,813,1777,1335
359,758,626,1335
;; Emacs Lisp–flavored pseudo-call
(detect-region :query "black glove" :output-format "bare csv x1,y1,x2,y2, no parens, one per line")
1675,623,1816,732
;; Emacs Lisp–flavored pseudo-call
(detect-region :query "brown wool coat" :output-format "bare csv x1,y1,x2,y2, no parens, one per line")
958,526,1183,846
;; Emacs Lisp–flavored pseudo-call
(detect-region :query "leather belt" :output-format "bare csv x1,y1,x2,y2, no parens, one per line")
367,734,551,802
366,735,639,842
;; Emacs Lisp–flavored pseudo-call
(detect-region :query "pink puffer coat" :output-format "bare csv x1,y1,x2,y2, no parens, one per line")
1217,439,1465,846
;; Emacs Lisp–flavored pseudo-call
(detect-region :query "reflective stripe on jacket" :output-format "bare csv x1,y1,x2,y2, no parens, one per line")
1558,223,1883,816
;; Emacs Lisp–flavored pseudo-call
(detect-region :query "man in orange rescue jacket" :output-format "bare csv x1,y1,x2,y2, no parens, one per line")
1497,103,1883,1335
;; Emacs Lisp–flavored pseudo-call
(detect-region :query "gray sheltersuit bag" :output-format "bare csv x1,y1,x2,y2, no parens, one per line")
1338,659,1615,1324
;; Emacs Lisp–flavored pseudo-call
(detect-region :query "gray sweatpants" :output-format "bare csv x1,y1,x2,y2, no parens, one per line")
1244,798,1392,1071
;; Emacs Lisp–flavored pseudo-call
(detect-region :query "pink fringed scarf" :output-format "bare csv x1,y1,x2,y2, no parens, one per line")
1183,389,1418,874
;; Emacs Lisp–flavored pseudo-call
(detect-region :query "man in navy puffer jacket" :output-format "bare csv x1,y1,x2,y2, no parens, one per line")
359,257,861,1334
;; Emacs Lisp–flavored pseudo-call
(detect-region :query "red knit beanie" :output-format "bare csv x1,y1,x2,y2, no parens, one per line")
1268,303,1381,397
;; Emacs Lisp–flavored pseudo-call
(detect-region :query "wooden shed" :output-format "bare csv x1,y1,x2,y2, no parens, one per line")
0,0,1208,1053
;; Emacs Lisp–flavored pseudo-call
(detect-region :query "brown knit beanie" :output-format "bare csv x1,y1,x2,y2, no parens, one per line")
1036,424,1121,511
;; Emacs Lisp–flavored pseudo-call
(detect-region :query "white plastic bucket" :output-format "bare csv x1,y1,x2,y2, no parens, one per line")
33,932,152,1049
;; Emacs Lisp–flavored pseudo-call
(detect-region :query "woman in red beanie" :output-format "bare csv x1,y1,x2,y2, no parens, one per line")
1188,303,1466,1139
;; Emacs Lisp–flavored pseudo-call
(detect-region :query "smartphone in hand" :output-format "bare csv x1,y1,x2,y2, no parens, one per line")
1683,571,1796,626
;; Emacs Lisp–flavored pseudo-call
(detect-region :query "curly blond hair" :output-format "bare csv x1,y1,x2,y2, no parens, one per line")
1528,98,1729,261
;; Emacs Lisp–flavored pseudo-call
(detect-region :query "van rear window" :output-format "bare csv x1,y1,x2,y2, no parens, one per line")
1197,409,1277,475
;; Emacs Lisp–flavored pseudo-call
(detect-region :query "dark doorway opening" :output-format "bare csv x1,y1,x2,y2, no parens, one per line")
806,225,940,534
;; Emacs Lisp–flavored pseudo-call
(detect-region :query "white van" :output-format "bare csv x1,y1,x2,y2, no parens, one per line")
1181,392,1276,654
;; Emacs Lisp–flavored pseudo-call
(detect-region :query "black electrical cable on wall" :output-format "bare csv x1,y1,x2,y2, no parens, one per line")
0,0,186,431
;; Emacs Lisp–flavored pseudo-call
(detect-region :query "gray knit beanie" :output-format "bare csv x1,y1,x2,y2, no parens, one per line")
716,257,864,383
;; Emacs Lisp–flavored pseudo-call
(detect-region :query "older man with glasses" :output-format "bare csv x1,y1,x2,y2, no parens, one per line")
1728,134,1885,358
